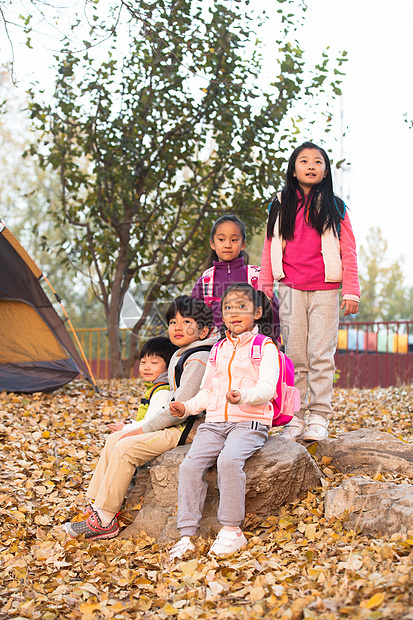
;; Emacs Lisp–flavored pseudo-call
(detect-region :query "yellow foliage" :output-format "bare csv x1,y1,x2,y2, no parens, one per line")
1,382,413,620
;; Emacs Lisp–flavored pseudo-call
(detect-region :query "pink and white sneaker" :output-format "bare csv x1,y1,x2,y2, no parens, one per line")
278,416,306,442
302,414,329,441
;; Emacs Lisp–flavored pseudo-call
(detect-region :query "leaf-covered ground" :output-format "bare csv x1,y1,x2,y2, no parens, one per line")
1,382,413,620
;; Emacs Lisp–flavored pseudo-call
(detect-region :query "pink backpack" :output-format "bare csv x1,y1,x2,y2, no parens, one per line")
210,333,300,427
250,334,300,426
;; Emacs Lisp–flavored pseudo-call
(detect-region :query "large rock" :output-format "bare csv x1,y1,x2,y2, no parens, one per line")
315,429,413,477
121,436,322,542
325,476,413,536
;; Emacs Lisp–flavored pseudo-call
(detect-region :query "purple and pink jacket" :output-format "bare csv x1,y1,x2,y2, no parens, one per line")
192,256,280,334
259,194,360,302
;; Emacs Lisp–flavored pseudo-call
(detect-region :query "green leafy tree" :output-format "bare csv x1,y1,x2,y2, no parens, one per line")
380,261,413,322
27,0,347,377
0,67,105,328
358,227,413,321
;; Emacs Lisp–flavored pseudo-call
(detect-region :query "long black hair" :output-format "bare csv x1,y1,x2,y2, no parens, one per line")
204,214,249,269
266,141,345,241
220,283,276,343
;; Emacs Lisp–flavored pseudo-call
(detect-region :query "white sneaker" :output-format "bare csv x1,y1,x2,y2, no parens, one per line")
209,529,247,557
168,536,195,560
278,416,306,441
302,414,329,441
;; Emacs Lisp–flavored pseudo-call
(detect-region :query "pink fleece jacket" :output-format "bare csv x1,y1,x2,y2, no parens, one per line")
259,199,360,302
182,327,279,427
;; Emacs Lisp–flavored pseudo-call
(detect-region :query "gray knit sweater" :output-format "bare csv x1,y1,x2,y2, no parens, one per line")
140,335,218,434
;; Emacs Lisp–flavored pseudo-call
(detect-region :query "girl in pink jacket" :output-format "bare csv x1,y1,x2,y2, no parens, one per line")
168,283,279,559
259,141,360,443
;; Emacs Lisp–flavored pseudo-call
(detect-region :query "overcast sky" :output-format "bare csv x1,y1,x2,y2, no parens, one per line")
293,0,413,284
3,0,413,285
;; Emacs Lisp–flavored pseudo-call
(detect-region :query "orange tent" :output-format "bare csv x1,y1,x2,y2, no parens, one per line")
0,221,98,393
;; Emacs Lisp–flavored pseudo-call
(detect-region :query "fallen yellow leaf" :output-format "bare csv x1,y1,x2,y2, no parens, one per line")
360,592,386,609
79,603,101,613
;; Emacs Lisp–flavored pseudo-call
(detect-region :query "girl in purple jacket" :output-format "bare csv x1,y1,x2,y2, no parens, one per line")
192,214,279,338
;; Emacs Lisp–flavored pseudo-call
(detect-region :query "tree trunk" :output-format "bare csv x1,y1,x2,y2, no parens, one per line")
107,301,125,378
123,286,161,377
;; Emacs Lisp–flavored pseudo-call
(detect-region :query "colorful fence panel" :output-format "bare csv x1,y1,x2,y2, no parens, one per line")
335,320,413,388
73,321,413,388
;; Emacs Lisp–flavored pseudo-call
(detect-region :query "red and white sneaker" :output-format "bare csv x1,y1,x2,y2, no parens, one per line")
83,505,121,518
63,509,119,540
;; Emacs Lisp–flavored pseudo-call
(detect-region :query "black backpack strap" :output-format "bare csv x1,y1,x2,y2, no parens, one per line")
174,344,212,446
148,381,169,399
174,345,212,389
177,415,196,446
141,381,169,406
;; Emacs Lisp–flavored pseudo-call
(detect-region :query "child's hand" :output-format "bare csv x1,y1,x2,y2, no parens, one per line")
108,421,125,432
116,427,144,441
226,389,241,404
169,402,186,417
340,299,359,316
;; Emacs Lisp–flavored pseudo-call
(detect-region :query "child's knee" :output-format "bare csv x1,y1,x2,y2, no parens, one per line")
179,455,197,477
104,435,118,453
106,429,125,446
110,437,132,461
217,452,241,473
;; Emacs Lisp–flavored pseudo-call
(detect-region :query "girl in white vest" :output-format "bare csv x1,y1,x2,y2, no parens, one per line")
259,142,360,442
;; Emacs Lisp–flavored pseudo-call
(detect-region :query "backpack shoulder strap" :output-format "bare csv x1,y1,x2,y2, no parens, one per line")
209,339,225,367
250,333,271,365
247,265,260,290
175,344,212,447
201,266,215,300
277,350,287,384
147,382,169,401
174,345,213,388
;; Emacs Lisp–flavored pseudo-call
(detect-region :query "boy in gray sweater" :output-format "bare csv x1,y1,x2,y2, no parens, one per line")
63,296,216,541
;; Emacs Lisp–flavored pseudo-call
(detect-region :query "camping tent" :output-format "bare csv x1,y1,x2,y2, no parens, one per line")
0,221,98,393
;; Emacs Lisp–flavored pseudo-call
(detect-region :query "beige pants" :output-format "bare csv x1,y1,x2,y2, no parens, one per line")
279,284,339,422
86,425,188,513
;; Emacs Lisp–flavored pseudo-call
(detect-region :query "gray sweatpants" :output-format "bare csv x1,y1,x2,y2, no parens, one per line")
278,283,339,422
177,421,268,537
